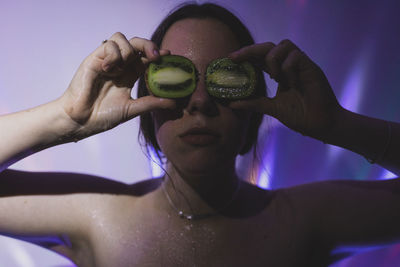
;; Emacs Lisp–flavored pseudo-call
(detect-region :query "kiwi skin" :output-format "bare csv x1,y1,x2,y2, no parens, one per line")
145,55,197,98
205,58,256,100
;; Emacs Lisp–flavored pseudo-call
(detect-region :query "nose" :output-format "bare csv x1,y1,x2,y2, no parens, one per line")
184,77,218,116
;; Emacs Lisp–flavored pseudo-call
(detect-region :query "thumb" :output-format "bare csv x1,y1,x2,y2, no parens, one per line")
125,96,176,120
229,97,276,117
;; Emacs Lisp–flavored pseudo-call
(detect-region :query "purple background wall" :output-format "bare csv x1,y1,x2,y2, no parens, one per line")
1,0,399,266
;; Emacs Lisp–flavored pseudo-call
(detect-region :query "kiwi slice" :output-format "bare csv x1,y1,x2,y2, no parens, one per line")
146,55,197,98
206,58,256,99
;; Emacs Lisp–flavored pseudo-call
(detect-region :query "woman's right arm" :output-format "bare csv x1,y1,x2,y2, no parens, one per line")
0,99,75,172
0,33,176,263
0,32,175,172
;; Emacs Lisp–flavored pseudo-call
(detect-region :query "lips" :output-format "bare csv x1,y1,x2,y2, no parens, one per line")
179,127,220,145
179,127,220,137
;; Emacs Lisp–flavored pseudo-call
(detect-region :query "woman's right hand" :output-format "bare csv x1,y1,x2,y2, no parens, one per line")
59,32,176,141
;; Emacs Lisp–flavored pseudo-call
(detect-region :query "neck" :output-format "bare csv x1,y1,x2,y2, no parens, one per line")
161,160,241,218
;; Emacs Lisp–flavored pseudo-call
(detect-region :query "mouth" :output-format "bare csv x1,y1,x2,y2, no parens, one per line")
179,127,220,146
179,127,220,137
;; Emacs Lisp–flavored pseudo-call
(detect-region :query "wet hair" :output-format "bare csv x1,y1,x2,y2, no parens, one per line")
137,2,267,164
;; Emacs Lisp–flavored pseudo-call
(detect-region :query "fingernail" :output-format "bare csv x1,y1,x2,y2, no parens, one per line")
153,49,159,56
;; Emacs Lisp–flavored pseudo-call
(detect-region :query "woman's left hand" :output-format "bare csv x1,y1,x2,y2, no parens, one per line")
228,39,343,141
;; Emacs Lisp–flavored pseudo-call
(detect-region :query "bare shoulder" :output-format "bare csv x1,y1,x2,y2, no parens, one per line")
280,178,400,259
0,169,161,262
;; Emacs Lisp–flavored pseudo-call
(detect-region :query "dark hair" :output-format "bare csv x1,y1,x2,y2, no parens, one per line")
137,2,267,163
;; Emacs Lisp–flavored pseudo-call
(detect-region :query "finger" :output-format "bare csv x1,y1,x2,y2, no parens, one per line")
108,32,137,63
229,42,275,66
126,96,177,119
265,39,301,81
159,49,171,56
129,37,161,63
282,48,322,89
281,49,303,90
102,40,123,72
228,97,277,117
297,50,320,74
140,50,170,65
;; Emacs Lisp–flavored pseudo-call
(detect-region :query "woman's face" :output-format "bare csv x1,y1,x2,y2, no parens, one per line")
152,18,252,174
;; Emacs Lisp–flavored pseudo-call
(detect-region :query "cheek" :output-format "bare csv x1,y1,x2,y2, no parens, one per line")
152,108,182,132
152,111,183,156
222,109,252,149
151,97,190,130
155,122,171,153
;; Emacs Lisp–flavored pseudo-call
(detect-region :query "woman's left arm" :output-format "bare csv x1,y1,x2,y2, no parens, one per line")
228,39,400,175
327,107,399,175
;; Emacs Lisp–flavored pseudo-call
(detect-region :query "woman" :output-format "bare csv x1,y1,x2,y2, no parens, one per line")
1,3,399,267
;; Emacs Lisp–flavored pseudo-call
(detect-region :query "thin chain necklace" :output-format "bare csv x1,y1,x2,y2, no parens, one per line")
161,177,241,220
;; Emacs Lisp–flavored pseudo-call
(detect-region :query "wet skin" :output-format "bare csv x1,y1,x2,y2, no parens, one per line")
3,18,387,267
1,169,328,267
74,18,332,267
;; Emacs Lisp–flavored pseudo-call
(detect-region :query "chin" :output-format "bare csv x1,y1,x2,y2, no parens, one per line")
172,150,236,175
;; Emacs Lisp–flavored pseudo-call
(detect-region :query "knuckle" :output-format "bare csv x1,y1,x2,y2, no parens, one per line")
109,48,122,60
279,39,293,46
112,32,125,39
299,50,308,58
106,39,118,47
292,49,303,56
129,36,141,45
135,36,144,41
265,42,276,49
103,40,117,54
288,49,302,61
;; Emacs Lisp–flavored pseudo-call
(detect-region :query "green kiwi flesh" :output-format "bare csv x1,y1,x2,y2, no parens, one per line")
146,55,196,98
206,58,256,99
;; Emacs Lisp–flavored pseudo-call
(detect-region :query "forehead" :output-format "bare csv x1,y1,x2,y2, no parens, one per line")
160,18,240,66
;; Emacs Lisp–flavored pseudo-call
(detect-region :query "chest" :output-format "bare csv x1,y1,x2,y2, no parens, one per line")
81,195,316,267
